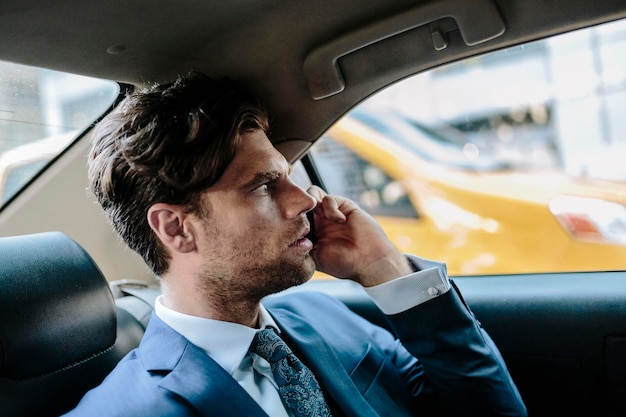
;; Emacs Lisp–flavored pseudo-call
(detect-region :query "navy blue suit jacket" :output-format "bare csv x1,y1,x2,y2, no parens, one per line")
65,288,526,416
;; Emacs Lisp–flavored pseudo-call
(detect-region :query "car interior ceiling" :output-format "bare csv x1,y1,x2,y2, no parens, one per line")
1,0,626,417
0,0,622,161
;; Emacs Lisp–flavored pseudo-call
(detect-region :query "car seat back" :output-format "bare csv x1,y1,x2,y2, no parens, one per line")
0,232,144,417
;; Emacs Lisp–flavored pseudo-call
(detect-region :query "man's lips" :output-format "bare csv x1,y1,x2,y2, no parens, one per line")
289,227,312,248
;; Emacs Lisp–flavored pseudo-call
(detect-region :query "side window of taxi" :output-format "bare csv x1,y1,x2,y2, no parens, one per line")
302,18,626,276
311,131,418,219
0,61,118,208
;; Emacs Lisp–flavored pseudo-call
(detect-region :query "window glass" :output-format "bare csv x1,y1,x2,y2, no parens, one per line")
0,61,119,207
309,18,626,275
311,135,417,218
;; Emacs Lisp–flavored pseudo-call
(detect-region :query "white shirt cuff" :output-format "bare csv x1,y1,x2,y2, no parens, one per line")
363,254,451,315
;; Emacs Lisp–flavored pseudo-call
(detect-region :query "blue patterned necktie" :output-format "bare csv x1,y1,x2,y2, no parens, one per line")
249,328,333,417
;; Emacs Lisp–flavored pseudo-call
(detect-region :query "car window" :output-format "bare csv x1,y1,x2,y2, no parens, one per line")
0,61,118,208
310,135,418,218
306,18,626,276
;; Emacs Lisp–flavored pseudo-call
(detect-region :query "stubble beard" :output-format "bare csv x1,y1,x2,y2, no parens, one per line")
198,250,316,307
243,253,316,299
196,214,316,308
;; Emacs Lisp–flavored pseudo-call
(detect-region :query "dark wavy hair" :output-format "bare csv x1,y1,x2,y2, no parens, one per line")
88,73,269,275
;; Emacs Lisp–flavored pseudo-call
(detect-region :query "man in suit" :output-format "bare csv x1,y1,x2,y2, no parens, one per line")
66,73,526,416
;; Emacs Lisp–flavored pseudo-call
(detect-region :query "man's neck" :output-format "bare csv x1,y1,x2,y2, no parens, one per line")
160,279,262,327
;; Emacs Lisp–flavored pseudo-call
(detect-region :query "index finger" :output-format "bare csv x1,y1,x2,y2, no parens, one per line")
307,185,326,202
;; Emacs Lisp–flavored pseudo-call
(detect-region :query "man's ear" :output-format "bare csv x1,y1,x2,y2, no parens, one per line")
147,203,196,253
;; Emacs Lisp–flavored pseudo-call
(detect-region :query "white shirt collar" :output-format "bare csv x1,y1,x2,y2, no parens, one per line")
154,295,279,375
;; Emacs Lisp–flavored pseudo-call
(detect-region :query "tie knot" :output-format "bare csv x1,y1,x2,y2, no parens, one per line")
250,328,292,363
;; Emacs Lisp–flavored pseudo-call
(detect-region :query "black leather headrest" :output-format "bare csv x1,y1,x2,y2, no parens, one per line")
0,232,116,379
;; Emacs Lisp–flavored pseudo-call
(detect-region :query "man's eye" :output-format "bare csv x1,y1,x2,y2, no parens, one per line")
255,184,270,194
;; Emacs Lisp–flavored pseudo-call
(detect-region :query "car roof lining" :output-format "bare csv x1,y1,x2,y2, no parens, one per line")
302,0,506,100
0,0,625,161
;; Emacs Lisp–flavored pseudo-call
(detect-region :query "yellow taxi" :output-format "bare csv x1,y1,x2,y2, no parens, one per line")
312,109,626,275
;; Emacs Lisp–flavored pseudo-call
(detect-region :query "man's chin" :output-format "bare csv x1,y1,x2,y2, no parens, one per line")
253,257,315,296
301,255,317,280
285,260,316,288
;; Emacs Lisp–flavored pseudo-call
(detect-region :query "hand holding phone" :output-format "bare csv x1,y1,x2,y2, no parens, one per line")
306,186,412,286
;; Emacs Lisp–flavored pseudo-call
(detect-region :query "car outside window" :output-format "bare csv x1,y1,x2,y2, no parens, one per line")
307,18,626,276
0,61,119,208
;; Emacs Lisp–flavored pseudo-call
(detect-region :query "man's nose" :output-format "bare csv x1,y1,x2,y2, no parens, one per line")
287,183,317,218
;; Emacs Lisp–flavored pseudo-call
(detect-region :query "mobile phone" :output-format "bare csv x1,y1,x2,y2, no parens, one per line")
306,211,316,243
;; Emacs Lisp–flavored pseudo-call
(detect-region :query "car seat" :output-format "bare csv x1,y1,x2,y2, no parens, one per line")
0,232,145,417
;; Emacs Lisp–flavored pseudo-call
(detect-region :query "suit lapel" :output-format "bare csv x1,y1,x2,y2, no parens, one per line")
269,306,382,417
139,314,269,417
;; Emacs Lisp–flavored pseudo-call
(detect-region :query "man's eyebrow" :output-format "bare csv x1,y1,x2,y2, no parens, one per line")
241,170,283,190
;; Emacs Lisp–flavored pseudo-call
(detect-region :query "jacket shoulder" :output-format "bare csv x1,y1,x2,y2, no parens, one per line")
64,322,199,417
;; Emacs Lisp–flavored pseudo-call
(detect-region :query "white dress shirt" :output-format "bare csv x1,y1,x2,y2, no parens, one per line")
154,255,449,416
